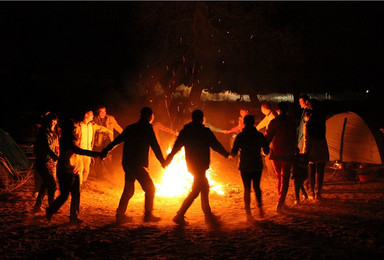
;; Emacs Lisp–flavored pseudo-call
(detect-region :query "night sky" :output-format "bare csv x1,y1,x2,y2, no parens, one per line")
0,2,383,115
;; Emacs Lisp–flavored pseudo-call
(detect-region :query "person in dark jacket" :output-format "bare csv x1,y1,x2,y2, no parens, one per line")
102,107,166,224
33,112,59,213
231,115,270,222
265,102,297,213
301,99,329,201
165,110,230,227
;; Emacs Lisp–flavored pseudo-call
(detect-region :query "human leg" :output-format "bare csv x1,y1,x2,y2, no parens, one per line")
252,170,263,217
279,161,292,205
82,156,91,182
46,172,73,220
135,168,160,222
308,163,316,199
240,171,252,213
69,174,81,221
116,169,135,219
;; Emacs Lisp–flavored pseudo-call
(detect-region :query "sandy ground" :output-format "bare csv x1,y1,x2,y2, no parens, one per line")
1,156,384,259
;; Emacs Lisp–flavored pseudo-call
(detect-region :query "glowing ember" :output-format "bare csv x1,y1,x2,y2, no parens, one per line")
155,147,224,197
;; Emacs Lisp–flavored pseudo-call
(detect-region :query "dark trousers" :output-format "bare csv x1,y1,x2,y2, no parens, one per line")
47,172,80,219
293,167,308,201
308,162,325,195
177,168,212,216
116,167,155,217
34,160,57,208
240,170,262,211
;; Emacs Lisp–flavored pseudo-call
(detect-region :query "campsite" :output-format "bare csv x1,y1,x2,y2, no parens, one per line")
1,101,384,259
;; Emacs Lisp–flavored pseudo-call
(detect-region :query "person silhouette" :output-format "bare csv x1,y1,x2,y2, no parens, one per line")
165,109,230,227
231,115,270,222
101,107,166,224
46,119,101,224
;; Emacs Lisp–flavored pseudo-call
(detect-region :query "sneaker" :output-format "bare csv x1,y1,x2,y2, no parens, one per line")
116,214,133,224
315,193,323,201
69,217,83,224
172,214,189,226
294,200,300,205
144,213,161,223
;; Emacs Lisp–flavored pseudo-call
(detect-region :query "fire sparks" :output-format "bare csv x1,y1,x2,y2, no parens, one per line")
155,147,224,197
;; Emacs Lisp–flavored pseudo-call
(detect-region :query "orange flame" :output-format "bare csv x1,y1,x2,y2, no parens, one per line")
155,147,224,197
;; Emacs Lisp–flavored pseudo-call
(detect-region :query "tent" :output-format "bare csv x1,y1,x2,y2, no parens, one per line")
326,112,382,165
0,128,32,190
0,128,31,171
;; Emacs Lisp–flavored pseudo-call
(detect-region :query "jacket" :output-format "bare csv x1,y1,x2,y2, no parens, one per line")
104,119,165,169
265,114,297,161
93,114,123,147
168,121,229,173
231,126,270,172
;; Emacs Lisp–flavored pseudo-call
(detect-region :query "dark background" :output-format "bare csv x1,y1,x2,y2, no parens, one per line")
0,1,383,126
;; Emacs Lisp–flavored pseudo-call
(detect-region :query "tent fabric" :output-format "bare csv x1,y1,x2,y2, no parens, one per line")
0,128,31,171
326,112,382,165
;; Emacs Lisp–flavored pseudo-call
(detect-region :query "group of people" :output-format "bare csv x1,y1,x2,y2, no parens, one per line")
32,95,329,226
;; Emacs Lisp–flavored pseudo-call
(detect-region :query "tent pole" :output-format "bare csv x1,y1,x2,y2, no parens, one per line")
339,117,348,162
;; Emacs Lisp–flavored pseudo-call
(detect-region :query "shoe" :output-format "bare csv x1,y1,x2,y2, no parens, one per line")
46,210,53,222
173,214,189,226
275,203,283,213
315,193,322,201
294,200,300,205
116,214,133,224
205,213,221,224
144,213,161,223
69,217,83,224
32,206,44,213
258,207,265,218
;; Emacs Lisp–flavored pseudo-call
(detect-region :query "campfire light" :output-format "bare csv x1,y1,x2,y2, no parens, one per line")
155,147,224,197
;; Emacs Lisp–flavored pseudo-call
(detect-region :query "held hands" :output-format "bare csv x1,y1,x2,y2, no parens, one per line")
100,149,108,159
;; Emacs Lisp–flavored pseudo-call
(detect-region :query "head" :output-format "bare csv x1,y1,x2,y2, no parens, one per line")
42,112,58,131
260,103,271,116
140,107,154,123
243,115,255,127
277,102,289,115
83,110,94,123
97,106,107,119
299,95,310,109
191,109,204,123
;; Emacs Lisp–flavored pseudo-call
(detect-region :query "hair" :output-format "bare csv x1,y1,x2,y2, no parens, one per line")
140,107,153,120
299,94,310,102
243,115,255,126
192,109,204,122
41,112,58,131
278,102,289,114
